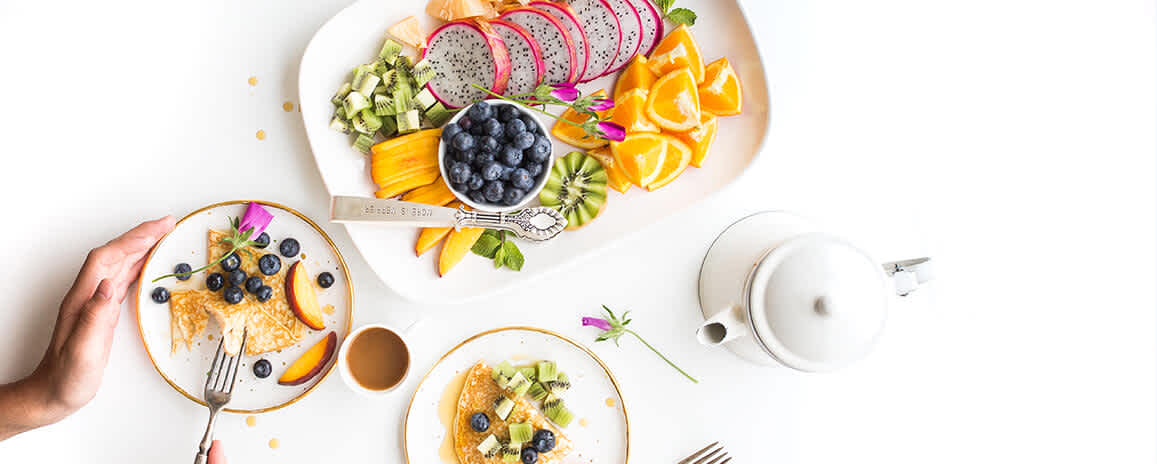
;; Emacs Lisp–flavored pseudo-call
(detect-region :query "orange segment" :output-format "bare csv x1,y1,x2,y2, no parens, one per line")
614,55,657,101
587,147,632,193
645,67,701,131
610,132,667,187
699,57,743,116
647,25,705,83
646,135,692,191
609,89,660,134
672,111,718,168
552,89,612,149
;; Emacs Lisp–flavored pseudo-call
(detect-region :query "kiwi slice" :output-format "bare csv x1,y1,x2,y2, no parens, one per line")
539,152,608,230
536,361,558,383
544,400,574,428
413,87,438,111
424,102,453,127
412,58,435,88
527,382,549,401
508,422,533,444
331,82,353,107
492,361,516,382
378,115,397,138
329,117,351,135
505,372,532,396
396,110,420,134
378,39,403,65
493,396,516,421
501,445,521,462
477,435,501,458
352,134,375,154
546,372,570,394
516,366,538,382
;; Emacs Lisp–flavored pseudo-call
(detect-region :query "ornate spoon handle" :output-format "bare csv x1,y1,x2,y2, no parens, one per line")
330,196,566,242
458,207,567,242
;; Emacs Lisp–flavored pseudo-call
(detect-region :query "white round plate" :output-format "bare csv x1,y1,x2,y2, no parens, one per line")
404,327,629,464
136,200,353,413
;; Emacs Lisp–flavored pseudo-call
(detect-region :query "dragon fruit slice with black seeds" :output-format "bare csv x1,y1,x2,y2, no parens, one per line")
530,1,590,84
422,20,512,109
499,8,578,86
625,0,663,57
566,0,621,82
489,19,545,96
602,0,643,74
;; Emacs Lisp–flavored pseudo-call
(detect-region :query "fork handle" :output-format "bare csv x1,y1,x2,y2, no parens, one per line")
194,409,220,464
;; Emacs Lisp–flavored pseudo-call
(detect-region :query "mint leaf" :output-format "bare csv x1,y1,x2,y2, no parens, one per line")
502,241,524,271
654,0,674,14
471,233,502,258
667,8,697,26
493,246,507,268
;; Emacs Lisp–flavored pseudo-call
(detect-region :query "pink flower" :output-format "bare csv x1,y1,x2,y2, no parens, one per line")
596,121,627,142
586,97,614,112
238,202,273,237
582,317,613,331
549,83,580,102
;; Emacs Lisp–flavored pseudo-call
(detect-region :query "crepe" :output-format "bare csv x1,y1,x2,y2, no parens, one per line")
454,361,573,464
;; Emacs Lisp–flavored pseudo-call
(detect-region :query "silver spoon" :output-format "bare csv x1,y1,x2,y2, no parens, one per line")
329,196,567,242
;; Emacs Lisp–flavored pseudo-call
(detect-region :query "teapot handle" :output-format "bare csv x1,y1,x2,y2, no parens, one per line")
882,257,932,296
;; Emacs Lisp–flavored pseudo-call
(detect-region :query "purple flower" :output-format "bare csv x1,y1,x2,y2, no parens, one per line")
238,202,273,237
549,83,580,102
596,121,627,142
582,317,613,331
586,97,614,112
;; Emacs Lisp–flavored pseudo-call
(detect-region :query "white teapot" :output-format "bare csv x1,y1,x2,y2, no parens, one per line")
696,212,931,371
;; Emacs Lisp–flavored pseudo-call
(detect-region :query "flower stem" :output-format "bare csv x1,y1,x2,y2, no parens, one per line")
151,245,237,282
626,329,698,383
471,85,588,129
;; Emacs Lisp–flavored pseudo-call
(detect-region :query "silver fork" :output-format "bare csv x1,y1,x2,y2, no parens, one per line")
679,442,731,464
193,331,246,464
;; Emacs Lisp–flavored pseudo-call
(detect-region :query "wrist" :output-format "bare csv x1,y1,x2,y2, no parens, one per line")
0,374,63,440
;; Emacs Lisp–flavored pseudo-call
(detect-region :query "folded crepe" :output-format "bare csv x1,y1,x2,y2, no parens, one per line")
454,361,573,464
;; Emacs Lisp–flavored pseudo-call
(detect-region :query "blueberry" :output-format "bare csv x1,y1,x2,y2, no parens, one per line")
483,181,505,203
505,118,526,138
451,131,475,152
206,273,225,291
253,232,271,249
457,116,473,131
470,121,486,135
258,253,281,276
228,269,247,286
223,286,244,305
449,161,472,184
245,275,263,294
520,447,538,464
513,131,535,150
521,115,540,135
452,182,469,192
510,168,534,190
532,430,555,453
504,188,526,205
220,252,241,272
527,162,543,178
171,262,192,281
151,287,170,303
501,146,523,166
467,173,485,191
455,147,476,164
280,238,300,257
483,118,504,138
527,136,551,162
473,151,496,169
469,412,490,432
479,135,500,154
254,285,273,302
253,359,272,378
482,162,504,181
498,104,521,122
468,101,492,121
441,123,463,142
500,165,515,181
317,271,335,289
468,190,487,204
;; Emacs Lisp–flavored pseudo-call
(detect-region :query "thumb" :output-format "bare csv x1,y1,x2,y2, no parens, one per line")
208,440,227,464
64,279,119,363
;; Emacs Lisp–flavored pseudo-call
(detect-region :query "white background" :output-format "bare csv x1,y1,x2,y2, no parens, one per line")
1,0,1154,463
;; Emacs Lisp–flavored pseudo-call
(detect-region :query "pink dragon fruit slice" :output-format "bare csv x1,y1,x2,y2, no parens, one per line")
499,8,578,86
625,0,663,56
600,0,642,74
529,1,590,84
422,20,512,109
489,20,545,96
567,0,621,82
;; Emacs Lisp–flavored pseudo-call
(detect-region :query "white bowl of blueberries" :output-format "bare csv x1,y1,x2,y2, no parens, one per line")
439,100,553,212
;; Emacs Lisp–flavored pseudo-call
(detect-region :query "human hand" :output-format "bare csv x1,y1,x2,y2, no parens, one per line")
0,216,174,440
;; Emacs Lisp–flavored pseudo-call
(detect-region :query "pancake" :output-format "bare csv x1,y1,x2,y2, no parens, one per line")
454,361,573,464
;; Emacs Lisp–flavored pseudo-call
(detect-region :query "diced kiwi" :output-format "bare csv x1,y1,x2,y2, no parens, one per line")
396,110,420,134
492,361,516,381
329,117,351,134
505,372,531,395
527,382,549,402
351,65,374,92
546,372,570,394
379,69,397,93
501,445,521,462
352,110,382,134
342,92,370,116
543,393,563,411
331,82,352,106
539,152,608,230
508,422,533,444
378,39,403,65
413,87,438,111
355,73,381,98
411,58,435,88
477,434,501,458
394,55,413,74
536,361,558,383
544,401,574,428
424,102,453,127
352,134,375,153
493,396,516,421
378,114,397,137
374,94,396,116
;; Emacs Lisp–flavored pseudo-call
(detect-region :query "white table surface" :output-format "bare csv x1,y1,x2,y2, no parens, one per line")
1,1,1154,462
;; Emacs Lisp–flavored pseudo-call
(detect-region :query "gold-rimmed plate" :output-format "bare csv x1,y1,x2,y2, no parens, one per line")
135,200,353,413
404,327,629,464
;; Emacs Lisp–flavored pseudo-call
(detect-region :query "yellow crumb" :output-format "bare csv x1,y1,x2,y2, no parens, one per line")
283,102,294,112
248,76,258,86
256,130,266,140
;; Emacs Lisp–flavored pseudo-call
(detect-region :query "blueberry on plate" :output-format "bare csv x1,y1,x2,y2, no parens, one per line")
467,173,485,191
223,286,244,305
483,181,505,203
468,101,492,121
479,135,500,154
258,253,281,275
527,136,551,163
449,162,472,184
457,116,473,131
532,430,555,453
253,232,271,249
483,118,504,138
151,287,170,303
469,412,490,432
504,188,526,206
521,115,540,135
455,147,476,165
245,275,263,294
220,252,241,272
173,263,192,281
451,131,475,152
206,272,225,291
228,269,247,286
254,285,273,303
513,131,535,150
510,168,534,190
473,151,496,169
253,359,272,378
501,146,523,166
498,104,520,122
279,238,300,257
521,447,538,464
442,122,463,142
317,271,335,289
505,118,526,138
482,162,504,181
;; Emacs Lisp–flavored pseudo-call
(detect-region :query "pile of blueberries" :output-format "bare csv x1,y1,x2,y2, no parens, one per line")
442,101,552,207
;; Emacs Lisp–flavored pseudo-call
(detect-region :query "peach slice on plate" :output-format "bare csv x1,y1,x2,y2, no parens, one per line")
286,261,326,330
278,331,336,386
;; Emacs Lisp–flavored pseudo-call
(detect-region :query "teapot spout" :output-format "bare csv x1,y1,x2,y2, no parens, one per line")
696,304,749,346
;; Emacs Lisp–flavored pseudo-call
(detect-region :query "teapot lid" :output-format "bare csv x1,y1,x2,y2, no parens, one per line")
747,234,888,372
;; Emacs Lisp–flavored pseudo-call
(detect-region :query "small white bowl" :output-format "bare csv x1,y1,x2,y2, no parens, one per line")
438,100,552,213
336,323,412,398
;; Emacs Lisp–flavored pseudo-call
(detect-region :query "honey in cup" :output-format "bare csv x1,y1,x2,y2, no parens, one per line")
346,326,410,391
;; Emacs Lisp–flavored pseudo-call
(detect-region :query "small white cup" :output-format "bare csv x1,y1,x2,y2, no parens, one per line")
337,323,412,397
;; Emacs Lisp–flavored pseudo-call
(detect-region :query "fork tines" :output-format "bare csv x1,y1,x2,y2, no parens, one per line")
679,441,731,464
205,329,247,396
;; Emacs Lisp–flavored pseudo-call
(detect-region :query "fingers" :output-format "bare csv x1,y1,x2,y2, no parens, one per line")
63,279,118,363
208,440,227,464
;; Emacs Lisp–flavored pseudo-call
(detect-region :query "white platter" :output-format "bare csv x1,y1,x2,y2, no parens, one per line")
299,0,770,303
135,201,353,413
403,327,628,464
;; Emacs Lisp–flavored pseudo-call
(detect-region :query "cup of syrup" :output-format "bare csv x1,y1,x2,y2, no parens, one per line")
337,324,411,396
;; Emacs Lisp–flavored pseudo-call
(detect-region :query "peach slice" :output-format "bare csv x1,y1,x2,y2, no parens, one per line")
278,331,336,386
285,261,325,330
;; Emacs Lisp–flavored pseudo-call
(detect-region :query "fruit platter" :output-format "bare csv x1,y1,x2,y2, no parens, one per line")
299,0,770,303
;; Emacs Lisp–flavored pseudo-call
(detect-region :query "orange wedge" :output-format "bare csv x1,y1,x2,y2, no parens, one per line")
646,67,701,131
645,135,692,191
609,89,660,134
647,25,705,83
587,147,632,193
551,89,612,149
611,132,667,187
699,57,743,116
614,55,657,101
672,111,718,168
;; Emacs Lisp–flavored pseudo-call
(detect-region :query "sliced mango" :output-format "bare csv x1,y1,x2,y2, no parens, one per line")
369,128,441,156
438,226,486,276
402,177,456,206
374,166,440,199
416,201,463,256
